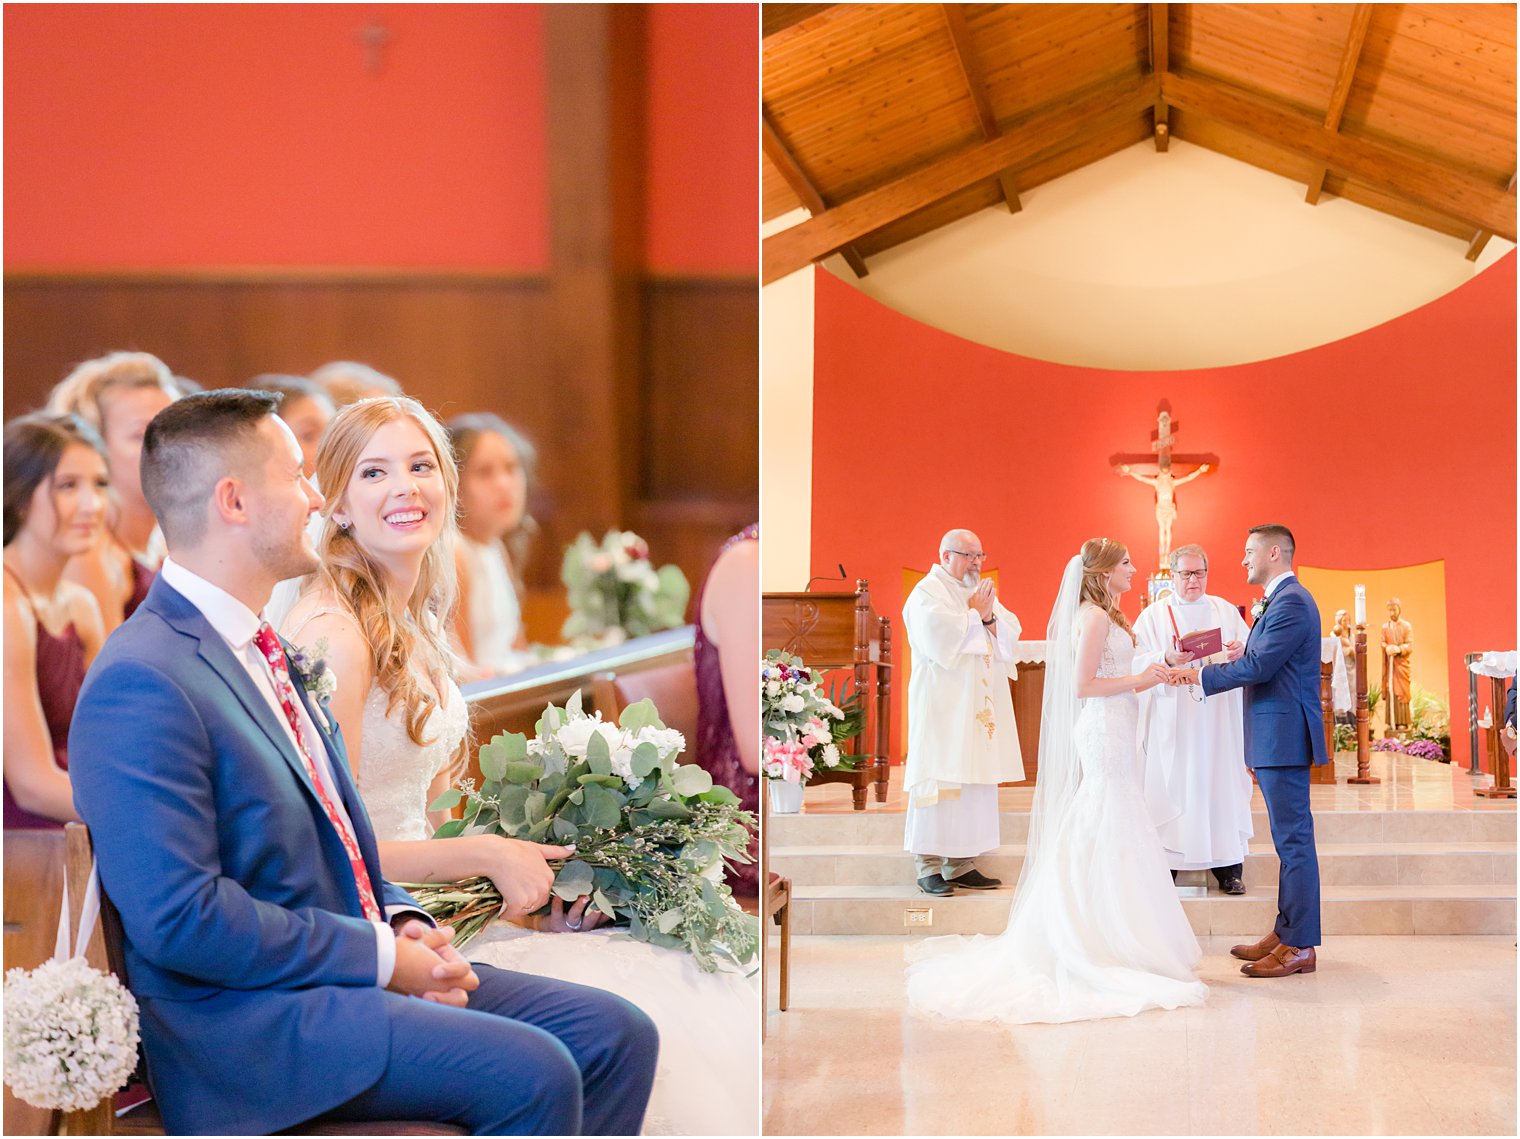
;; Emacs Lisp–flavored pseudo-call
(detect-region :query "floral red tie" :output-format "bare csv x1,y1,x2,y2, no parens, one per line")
253,622,382,922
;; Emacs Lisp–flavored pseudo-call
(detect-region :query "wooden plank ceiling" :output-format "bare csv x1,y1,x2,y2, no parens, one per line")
762,3,1518,283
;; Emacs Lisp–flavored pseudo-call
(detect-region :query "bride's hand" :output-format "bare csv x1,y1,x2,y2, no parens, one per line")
1135,662,1171,692
536,895,610,934
485,836,577,919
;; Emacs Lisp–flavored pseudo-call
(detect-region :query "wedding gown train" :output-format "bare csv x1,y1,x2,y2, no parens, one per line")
356,672,759,1135
906,612,1207,1024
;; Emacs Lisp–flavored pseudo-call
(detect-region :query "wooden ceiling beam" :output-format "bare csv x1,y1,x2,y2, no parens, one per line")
1466,173,1516,261
1306,3,1373,204
762,109,869,279
763,77,1155,284
941,3,1020,213
1163,72,1517,241
1150,4,1170,152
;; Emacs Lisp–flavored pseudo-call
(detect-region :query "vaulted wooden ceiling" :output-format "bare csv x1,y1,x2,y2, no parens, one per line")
762,3,1517,284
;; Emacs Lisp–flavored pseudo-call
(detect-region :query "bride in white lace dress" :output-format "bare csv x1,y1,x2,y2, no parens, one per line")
907,538,1207,1024
284,397,757,1135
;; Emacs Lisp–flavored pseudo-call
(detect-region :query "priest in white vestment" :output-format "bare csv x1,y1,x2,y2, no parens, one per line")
1135,544,1254,893
901,529,1024,896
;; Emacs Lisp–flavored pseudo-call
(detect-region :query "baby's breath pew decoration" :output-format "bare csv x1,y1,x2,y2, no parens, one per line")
401,692,758,973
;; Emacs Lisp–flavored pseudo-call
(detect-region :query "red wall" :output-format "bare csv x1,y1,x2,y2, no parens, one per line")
4,4,549,270
646,4,758,276
810,256,1518,768
4,4,758,274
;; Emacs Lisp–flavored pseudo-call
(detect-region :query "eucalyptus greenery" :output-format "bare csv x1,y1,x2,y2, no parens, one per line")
399,692,757,973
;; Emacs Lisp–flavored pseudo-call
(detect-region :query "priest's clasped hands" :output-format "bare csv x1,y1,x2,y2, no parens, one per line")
1163,639,1245,686
968,578,998,621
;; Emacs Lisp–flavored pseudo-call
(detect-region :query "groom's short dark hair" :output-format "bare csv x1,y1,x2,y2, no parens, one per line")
141,389,281,547
1248,523,1295,561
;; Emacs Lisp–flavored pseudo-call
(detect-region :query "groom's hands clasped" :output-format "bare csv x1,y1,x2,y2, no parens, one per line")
390,921,480,1006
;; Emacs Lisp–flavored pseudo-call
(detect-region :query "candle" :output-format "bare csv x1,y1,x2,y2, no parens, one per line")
1354,585,1366,626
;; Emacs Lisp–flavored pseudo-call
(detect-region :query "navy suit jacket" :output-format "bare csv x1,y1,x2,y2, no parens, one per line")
1200,575,1330,768
70,576,422,1135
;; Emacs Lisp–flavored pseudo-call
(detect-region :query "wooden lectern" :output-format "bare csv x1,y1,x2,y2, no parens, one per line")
763,581,892,810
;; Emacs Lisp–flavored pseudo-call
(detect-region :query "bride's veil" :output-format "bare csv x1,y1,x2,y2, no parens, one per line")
1005,553,1084,931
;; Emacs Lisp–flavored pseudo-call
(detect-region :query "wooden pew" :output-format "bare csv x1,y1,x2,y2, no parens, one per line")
4,829,66,1137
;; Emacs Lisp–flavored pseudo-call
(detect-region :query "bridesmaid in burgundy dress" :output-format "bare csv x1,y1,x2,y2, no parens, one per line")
3,413,110,828
694,524,760,896
46,351,178,632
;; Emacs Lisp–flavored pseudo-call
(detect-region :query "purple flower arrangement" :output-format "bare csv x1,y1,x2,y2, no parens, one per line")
1371,737,1448,761
1403,739,1447,762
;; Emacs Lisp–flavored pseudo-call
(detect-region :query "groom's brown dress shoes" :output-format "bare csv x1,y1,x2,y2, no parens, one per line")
1229,930,1281,961
1241,943,1316,978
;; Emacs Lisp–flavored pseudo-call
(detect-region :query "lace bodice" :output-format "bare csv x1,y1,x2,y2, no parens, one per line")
357,677,470,842
283,604,469,842
1076,607,1139,782
1088,605,1136,679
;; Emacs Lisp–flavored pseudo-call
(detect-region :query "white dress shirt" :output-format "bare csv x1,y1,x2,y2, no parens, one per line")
1263,570,1296,601
159,558,404,986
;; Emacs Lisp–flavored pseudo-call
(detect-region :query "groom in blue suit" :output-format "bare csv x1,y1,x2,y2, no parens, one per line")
71,391,657,1135
1197,524,1326,978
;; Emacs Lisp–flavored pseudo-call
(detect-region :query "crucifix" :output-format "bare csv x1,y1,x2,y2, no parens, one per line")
358,20,391,76
1110,401,1219,568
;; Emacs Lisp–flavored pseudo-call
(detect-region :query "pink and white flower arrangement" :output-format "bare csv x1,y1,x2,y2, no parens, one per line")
763,736,814,784
561,529,690,645
761,649,853,782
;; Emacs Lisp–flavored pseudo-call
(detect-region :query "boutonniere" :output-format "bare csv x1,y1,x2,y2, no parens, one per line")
1250,596,1270,622
288,638,338,706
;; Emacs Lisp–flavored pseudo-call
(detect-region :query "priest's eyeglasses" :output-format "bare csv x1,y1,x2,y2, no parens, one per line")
947,550,985,561
1174,569,1207,579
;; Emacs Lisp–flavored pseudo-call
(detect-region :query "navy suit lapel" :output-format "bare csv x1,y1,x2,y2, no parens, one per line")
1248,576,1295,644
282,640,361,815
146,578,325,807
280,635,389,894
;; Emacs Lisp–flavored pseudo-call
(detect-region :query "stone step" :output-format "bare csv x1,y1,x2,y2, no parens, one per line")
769,808,1518,848
785,882,1517,937
772,841,1518,889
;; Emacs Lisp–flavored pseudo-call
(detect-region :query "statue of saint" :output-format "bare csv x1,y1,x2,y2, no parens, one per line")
1381,598,1414,732
1331,608,1356,725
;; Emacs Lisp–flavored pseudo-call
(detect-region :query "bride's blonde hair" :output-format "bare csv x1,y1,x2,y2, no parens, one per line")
1078,537,1135,644
311,397,468,771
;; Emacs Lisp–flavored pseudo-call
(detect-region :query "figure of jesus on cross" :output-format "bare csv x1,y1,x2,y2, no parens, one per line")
1112,402,1218,567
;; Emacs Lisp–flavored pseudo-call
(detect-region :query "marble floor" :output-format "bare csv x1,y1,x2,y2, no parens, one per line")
762,934,1517,1135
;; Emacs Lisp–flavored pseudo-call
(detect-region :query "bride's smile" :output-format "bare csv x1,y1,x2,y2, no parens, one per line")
331,417,447,573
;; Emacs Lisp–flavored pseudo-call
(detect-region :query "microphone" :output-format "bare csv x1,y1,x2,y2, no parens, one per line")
806,563,848,591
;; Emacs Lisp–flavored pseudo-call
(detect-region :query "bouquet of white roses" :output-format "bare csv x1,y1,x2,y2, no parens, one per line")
401,692,757,973
761,649,861,782
561,530,690,645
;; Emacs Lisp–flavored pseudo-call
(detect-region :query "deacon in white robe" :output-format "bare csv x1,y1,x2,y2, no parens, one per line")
1135,544,1254,891
901,530,1024,895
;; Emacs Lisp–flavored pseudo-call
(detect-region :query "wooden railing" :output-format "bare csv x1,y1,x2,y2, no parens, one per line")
462,627,697,781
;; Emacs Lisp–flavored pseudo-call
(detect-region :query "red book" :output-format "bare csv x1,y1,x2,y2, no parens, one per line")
1179,626,1223,658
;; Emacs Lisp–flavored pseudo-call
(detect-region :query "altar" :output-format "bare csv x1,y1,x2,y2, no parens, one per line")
994,636,1351,787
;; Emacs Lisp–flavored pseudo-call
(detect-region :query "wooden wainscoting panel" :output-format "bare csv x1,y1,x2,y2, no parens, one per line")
640,278,759,504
